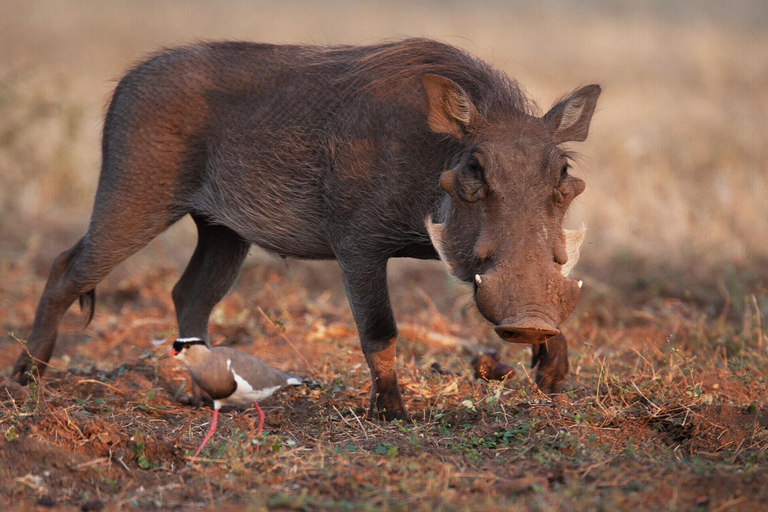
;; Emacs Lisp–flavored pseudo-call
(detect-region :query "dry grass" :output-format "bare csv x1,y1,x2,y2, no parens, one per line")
1,262,767,510
2,1,768,510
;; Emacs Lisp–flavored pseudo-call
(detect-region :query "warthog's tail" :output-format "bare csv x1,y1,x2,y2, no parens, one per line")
79,289,96,327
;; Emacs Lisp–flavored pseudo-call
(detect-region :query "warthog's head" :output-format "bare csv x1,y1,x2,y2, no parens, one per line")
423,75,600,344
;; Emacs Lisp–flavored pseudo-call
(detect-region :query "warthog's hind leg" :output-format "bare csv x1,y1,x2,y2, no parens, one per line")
172,216,250,342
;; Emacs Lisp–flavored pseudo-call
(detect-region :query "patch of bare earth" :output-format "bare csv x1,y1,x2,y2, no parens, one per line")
1,263,767,510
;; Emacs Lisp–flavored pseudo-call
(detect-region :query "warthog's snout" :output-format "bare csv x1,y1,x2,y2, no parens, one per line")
494,316,561,344
477,272,582,344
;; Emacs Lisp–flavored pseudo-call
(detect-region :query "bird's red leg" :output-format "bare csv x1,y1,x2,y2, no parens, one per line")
253,401,264,453
190,407,219,464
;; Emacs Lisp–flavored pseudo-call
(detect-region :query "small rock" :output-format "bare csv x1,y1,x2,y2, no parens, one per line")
82,499,105,511
36,496,57,508
496,476,549,494
2,378,23,395
430,362,452,376
12,385,33,402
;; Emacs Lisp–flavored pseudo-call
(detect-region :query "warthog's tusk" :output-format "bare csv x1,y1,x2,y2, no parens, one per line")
577,280,583,289
475,274,482,285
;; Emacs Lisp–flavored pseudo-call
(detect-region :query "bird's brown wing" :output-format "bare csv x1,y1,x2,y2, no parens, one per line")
188,352,237,400
212,347,291,391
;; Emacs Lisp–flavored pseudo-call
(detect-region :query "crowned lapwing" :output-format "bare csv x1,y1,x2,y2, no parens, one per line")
163,337,302,462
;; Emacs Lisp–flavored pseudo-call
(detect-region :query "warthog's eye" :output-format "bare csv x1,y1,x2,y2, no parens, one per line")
467,155,484,176
452,153,488,202
553,163,572,203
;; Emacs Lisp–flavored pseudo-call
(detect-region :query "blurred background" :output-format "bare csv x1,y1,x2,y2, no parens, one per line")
2,0,768,329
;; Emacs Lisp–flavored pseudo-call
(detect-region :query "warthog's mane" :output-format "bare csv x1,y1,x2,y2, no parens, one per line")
301,38,539,118
129,38,537,122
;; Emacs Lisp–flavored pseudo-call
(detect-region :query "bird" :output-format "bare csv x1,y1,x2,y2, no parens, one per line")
162,337,302,463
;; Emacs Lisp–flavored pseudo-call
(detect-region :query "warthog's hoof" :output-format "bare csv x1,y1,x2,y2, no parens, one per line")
369,404,410,422
369,389,409,422
11,356,38,386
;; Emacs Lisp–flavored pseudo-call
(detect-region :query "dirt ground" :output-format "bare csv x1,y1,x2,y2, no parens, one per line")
1,256,767,511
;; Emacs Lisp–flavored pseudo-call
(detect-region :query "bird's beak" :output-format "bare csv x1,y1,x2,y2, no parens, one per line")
159,348,179,360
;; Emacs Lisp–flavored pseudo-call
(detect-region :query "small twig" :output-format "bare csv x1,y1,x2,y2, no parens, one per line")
399,322,476,352
517,361,535,386
71,457,109,471
61,407,87,444
182,456,232,464
14,474,47,493
76,379,126,394
279,333,317,374
348,407,369,440
631,380,661,415
331,405,356,432
9,332,67,373
715,496,744,512
498,395,510,428
681,408,690,427
103,317,172,353
171,419,194,445
594,360,612,424
256,306,317,374
629,346,657,380
117,456,132,475
752,295,762,351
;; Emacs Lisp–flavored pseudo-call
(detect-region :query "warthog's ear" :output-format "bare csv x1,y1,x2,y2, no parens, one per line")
422,74,476,139
560,223,587,278
544,85,601,143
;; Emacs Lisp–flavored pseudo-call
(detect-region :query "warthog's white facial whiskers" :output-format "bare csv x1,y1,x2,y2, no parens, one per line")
425,217,454,274
561,223,587,278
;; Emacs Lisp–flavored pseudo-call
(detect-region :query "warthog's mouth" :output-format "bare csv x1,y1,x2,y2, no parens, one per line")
495,326,560,344
494,315,560,344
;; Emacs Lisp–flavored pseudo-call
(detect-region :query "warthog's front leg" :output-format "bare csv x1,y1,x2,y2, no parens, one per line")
531,333,569,393
338,256,408,421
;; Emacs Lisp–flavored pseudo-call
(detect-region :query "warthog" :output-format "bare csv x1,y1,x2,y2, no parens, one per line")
13,38,599,420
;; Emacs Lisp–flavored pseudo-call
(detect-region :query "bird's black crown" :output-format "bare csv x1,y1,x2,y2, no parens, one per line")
173,337,207,353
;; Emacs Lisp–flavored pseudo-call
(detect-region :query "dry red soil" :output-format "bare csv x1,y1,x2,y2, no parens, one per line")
1,260,767,510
